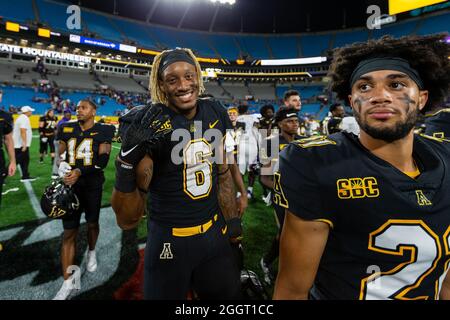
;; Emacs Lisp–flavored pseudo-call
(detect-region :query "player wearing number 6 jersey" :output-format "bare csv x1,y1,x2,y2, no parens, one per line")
112,48,243,299
273,34,450,300
53,99,115,300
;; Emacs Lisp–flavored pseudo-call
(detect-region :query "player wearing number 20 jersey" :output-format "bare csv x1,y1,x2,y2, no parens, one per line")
277,133,450,299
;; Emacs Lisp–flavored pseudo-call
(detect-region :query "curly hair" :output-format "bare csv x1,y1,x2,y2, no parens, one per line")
328,33,450,113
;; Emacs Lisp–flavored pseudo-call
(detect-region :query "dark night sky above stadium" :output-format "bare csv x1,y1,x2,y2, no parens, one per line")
66,0,392,33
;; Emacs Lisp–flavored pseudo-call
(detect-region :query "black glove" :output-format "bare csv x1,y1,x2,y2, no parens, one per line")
227,217,243,241
118,104,172,166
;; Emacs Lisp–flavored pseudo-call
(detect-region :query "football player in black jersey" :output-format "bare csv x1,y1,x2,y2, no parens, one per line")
321,103,346,135
425,108,450,139
274,34,450,300
38,109,58,164
53,99,115,300
258,104,275,135
0,109,16,208
112,48,243,299
259,108,302,285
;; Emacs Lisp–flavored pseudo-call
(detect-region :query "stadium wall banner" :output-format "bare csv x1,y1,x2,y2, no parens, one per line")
69,34,137,53
0,44,91,63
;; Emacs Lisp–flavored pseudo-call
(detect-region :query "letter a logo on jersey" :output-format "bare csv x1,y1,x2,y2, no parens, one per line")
416,190,432,206
159,243,173,259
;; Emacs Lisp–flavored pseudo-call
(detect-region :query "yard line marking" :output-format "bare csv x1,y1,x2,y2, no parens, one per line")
18,167,45,219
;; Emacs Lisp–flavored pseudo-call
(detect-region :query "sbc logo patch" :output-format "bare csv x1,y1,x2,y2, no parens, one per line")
337,177,379,199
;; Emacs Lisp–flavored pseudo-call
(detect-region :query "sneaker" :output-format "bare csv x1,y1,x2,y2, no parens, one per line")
53,278,76,300
20,176,38,182
86,250,97,272
39,160,44,164
260,257,273,285
247,190,253,200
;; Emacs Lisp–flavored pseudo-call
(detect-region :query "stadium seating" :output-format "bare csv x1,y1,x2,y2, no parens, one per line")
111,18,159,49
45,66,98,91
0,0,35,23
13,2,448,61
98,73,147,94
416,12,449,35
333,30,368,49
371,18,418,40
236,36,271,59
248,83,276,100
81,10,123,42
207,34,241,60
221,82,251,100
35,0,82,34
267,36,300,59
299,34,331,57
0,60,41,86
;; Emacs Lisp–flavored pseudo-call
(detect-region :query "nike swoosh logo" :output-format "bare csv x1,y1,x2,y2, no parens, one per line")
209,120,219,129
120,145,139,157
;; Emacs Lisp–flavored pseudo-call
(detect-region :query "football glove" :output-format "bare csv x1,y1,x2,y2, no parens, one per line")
227,217,243,242
58,161,72,177
41,137,48,143
118,104,172,166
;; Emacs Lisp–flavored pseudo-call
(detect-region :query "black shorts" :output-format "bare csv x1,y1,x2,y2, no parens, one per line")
144,214,242,300
39,135,55,154
62,173,105,230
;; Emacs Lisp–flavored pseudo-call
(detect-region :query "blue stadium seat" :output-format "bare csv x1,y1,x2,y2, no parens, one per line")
267,36,300,59
236,36,271,59
300,103,321,115
176,31,217,57
416,12,449,35
299,34,331,57
208,34,241,60
36,0,82,34
81,10,123,42
148,26,186,50
111,19,158,48
371,19,418,39
0,0,35,23
333,30,368,48
0,86,124,116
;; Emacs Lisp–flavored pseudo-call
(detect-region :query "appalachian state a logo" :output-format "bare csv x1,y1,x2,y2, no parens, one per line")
159,243,173,259
415,190,432,206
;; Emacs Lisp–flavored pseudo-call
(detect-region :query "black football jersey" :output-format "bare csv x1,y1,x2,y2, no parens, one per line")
57,121,115,174
425,108,450,139
39,115,58,136
277,132,450,300
258,117,274,130
0,110,13,167
147,99,232,227
261,134,302,215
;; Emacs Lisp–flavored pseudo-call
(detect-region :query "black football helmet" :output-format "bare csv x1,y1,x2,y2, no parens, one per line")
240,269,269,300
40,179,80,219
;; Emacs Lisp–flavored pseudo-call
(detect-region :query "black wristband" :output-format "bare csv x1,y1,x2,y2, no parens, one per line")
114,158,137,193
227,217,243,240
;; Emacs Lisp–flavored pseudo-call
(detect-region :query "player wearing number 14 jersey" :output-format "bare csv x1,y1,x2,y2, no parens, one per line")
273,34,450,300
53,99,114,300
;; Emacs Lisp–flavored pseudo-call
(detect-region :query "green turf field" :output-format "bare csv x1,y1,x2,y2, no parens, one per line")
1,130,279,296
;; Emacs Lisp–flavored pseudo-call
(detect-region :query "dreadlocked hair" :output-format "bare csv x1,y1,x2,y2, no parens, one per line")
328,33,450,114
149,48,205,106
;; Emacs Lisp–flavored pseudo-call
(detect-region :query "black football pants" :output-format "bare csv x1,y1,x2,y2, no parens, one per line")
144,216,242,300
